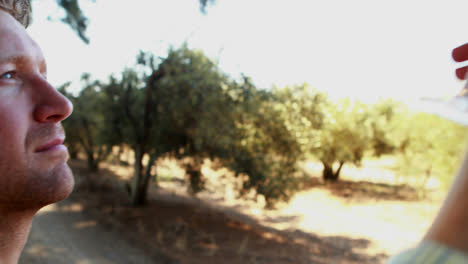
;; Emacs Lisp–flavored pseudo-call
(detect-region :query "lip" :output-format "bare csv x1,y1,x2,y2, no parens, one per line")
35,138,65,153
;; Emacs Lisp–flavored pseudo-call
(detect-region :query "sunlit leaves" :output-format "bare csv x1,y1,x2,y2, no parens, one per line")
61,73,110,170
393,111,468,190
61,43,468,206
40,0,216,44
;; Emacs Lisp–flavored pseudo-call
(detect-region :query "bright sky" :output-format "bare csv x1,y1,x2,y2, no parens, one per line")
27,0,468,103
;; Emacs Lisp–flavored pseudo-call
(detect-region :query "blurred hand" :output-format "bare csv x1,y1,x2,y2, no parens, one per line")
453,43,468,80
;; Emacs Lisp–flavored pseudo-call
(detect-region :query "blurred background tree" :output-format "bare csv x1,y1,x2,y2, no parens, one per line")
393,112,468,192
60,73,112,171
298,98,400,181
36,0,217,43
61,50,468,206
224,79,306,207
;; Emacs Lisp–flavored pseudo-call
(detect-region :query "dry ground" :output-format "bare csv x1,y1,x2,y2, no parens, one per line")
22,158,446,264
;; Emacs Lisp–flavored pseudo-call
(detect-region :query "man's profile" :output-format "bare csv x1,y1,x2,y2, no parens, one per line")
0,0,73,263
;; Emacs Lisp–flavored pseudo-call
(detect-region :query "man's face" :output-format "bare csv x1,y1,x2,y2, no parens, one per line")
0,10,74,210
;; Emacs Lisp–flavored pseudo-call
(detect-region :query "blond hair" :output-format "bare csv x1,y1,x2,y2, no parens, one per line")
0,0,30,27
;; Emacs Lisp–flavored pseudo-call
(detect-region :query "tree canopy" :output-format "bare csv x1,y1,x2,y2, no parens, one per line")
61,43,468,207
42,0,216,43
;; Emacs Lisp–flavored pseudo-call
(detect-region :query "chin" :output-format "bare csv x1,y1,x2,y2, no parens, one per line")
25,162,75,209
48,162,75,202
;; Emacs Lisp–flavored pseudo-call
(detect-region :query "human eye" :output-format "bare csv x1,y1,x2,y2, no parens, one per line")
0,71,22,88
0,71,16,80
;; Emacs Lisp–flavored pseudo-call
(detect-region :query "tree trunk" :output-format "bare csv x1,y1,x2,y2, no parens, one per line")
143,153,158,189
186,163,204,195
86,151,99,172
131,145,146,206
322,161,344,181
322,163,335,181
128,67,164,206
335,161,345,178
68,144,79,159
117,145,126,165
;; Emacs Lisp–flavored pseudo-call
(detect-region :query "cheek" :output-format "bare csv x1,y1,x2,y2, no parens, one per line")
0,100,30,156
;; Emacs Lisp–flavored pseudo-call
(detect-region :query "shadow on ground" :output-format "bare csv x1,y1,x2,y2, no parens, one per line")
302,176,422,202
20,200,175,264
55,159,390,264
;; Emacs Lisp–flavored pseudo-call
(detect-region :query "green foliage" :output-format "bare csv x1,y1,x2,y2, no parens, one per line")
149,46,234,159
97,66,153,205
393,111,468,190
57,82,80,159
139,46,303,205
38,0,216,43
61,73,111,171
145,46,235,195
55,0,90,43
368,99,402,157
65,44,468,207
224,80,307,206
102,69,146,147
63,45,311,206
199,0,216,14
292,96,403,181
271,84,326,155
91,45,236,204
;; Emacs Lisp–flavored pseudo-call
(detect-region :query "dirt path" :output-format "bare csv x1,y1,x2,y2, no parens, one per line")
17,159,440,264
19,198,173,264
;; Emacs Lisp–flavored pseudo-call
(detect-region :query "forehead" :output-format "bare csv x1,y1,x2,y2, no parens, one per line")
0,10,45,68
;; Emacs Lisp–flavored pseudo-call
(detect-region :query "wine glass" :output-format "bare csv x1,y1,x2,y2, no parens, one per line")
420,75,468,126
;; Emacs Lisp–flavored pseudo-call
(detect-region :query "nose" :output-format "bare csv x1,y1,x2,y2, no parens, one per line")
32,76,73,123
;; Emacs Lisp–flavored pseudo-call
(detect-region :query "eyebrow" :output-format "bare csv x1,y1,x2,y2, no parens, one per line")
0,55,47,74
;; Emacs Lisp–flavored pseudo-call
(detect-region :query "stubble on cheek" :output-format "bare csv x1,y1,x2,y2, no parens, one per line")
24,123,65,151
24,123,75,206
26,162,75,205
0,155,74,209
0,150,30,206
0,123,74,208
